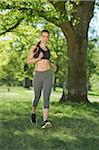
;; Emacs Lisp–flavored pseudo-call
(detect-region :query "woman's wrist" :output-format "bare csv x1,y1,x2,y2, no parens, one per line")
36,57,41,62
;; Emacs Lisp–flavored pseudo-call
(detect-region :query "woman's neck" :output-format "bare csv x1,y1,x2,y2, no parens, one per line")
40,43,47,48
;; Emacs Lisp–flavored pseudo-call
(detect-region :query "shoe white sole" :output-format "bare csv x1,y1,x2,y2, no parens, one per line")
41,122,52,129
30,118,36,125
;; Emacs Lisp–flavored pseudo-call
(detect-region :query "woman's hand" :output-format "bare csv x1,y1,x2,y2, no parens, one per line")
27,45,43,64
50,63,57,72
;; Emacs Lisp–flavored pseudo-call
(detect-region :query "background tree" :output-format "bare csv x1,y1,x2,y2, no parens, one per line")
87,39,97,90
0,22,67,89
0,0,97,102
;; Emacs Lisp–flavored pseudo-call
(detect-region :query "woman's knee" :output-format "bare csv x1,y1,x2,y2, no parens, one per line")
44,103,50,109
43,97,50,109
32,97,40,107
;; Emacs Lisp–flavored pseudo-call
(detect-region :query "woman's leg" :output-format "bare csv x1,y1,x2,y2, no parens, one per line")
42,71,53,121
42,108,49,122
32,74,43,113
30,72,43,124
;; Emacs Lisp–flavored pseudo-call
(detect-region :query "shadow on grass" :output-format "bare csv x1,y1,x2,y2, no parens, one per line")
51,101,99,113
0,113,99,150
0,101,99,150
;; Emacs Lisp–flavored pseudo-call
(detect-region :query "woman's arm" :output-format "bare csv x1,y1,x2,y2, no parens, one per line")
27,45,43,64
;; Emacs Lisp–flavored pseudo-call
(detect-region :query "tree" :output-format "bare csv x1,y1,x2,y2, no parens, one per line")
0,25,40,86
0,0,96,102
48,0,95,102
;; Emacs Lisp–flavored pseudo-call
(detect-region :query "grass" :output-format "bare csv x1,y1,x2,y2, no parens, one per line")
0,86,99,150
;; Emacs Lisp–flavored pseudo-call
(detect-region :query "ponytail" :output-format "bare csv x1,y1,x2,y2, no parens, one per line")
34,41,41,52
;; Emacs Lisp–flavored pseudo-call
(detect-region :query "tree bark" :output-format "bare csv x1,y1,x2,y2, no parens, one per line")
60,1,95,102
23,77,30,88
60,31,88,101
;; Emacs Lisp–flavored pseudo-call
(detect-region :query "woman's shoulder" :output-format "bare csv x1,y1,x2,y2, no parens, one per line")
30,45,37,52
46,46,50,51
31,45,37,49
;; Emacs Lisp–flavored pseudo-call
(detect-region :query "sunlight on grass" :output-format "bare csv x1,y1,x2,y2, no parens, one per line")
0,86,99,150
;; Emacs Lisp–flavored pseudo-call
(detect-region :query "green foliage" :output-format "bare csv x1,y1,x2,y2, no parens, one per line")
87,39,99,91
0,0,81,35
0,0,98,92
0,25,40,85
0,20,68,87
0,19,98,90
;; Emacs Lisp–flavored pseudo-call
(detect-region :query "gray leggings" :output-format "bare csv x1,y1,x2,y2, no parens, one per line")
32,69,53,109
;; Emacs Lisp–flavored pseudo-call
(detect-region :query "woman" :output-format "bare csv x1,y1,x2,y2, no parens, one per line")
27,29,56,128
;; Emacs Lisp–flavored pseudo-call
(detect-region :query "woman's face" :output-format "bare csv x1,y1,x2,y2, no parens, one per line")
40,32,49,44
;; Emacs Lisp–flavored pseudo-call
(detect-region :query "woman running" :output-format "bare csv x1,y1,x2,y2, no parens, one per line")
27,29,56,128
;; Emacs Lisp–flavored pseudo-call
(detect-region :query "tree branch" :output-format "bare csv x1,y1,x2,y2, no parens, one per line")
0,1,60,26
0,17,24,36
48,0,67,14
73,0,95,38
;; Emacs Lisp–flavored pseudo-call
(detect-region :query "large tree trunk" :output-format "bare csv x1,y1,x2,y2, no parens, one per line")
60,1,95,102
60,32,88,101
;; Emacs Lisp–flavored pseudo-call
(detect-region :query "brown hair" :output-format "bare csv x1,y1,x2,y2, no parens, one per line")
34,30,49,52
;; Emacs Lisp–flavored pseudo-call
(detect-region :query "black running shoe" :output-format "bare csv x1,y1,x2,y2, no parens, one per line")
30,113,36,124
41,120,52,129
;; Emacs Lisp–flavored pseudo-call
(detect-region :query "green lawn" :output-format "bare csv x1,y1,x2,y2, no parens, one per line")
0,86,99,150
